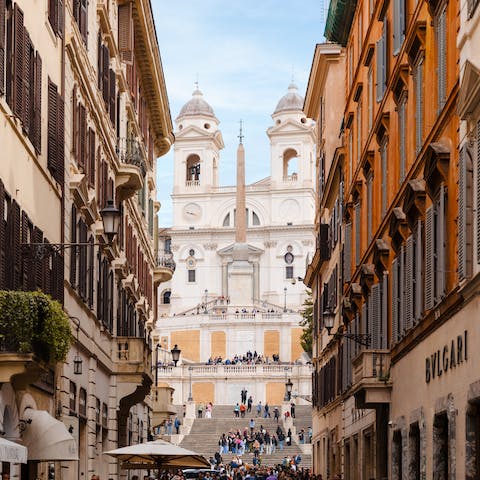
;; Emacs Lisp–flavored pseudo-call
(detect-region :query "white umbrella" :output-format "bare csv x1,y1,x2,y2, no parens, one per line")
0,438,27,464
104,439,210,470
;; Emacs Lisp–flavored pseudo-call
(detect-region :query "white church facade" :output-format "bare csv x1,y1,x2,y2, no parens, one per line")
155,84,315,406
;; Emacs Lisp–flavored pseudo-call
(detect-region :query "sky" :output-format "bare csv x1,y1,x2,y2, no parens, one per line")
152,1,327,227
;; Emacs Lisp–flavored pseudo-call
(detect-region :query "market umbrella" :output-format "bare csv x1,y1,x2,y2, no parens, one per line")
104,439,210,470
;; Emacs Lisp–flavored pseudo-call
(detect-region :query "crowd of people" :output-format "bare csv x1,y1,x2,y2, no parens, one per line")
206,351,280,366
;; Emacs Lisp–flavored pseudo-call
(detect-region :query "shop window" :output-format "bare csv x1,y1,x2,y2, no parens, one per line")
409,423,421,480
392,430,403,480
433,412,449,479
466,401,480,480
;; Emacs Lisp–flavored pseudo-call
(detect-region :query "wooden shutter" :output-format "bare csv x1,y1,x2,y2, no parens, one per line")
148,198,153,237
355,202,361,265
87,237,94,308
80,0,87,44
118,2,133,64
0,0,6,95
399,246,405,337
70,205,77,287
391,258,398,344
437,6,447,111
47,78,58,177
88,128,95,187
33,53,42,154
109,68,116,124
21,210,30,290
381,272,388,348
415,59,424,154
344,222,352,282
79,220,87,300
399,97,406,182
56,91,65,186
0,180,5,289
381,139,388,216
32,226,43,289
393,0,401,55
459,146,466,280
367,174,372,241
319,223,330,261
57,0,64,38
405,235,413,331
13,4,24,120
48,0,58,35
436,185,446,300
10,200,20,290
415,222,423,321
53,253,64,303
477,121,480,264
382,19,388,94
425,206,434,310
371,284,380,349
102,45,109,104
97,32,103,90
376,38,383,102
22,29,31,135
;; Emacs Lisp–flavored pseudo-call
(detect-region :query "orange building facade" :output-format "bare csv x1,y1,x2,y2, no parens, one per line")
303,0,480,477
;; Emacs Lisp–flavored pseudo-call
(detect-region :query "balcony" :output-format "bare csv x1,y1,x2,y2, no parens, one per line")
153,255,176,286
151,384,176,429
283,173,298,183
0,291,71,385
115,137,147,201
351,349,391,408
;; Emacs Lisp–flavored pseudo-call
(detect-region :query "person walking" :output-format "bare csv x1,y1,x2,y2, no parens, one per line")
286,428,292,446
263,402,270,418
234,403,240,417
174,416,181,434
273,406,280,423
249,418,255,435
247,395,253,412
256,401,262,417
290,401,296,418
197,403,204,418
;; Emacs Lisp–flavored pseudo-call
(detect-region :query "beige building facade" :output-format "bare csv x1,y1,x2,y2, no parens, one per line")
0,1,173,479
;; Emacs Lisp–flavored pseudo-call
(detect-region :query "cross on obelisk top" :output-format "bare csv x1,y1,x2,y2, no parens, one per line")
238,119,244,144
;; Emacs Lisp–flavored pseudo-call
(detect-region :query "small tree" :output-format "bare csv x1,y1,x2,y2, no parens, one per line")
300,289,313,357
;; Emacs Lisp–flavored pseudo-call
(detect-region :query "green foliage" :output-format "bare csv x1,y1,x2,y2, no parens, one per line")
0,290,71,363
299,289,313,357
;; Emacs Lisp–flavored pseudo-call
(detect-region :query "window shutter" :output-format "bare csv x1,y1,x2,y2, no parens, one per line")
437,185,446,300
415,59,424,154
355,202,361,265
415,222,423,321
381,140,388,217
21,210,29,290
80,0,87,44
391,258,398,344
32,226,43,289
376,38,383,102
382,20,388,92
57,0,64,38
367,174,372,242
70,206,77,287
118,2,134,64
362,302,368,349
53,253,64,303
344,222,352,282
97,32,102,90
48,0,58,34
13,4,24,120
79,220,87,300
79,103,86,170
398,246,405,337
405,235,413,331
0,0,6,95
88,128,95,187
22,29,32,136
47,78,58,179
33,53,41,154
319,223,330,261
381,272,388,348
437,6,447,111
371,284,380,349
11,201,21,290
459,146,466,280
0,180,5,289
425,206,434,310
102,45,109,105
393,0,400,55
109,68,116,124
148,198,154,237
399,98,406,182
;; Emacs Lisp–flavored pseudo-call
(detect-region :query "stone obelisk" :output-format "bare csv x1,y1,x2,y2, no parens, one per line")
228,121,254,305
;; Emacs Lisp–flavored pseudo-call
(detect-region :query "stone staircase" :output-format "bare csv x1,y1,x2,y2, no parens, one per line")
172,404,312,468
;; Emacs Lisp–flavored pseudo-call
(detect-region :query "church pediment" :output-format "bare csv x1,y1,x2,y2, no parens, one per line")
176,124,217,139
267,118,312,135
218,243,264,257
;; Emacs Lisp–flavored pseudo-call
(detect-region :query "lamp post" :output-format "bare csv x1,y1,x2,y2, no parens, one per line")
204,289,208,313
22,199,120,260
188,366,193,402
285,378,293,401
283,287,287,312
323,308,371,347
170,344,181,366
283,366,291,401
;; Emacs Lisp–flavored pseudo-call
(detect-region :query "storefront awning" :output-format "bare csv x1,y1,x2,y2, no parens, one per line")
22,409,78,461
0,438,27,464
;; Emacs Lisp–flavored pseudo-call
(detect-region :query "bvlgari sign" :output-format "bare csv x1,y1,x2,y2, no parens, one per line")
425,330,468,383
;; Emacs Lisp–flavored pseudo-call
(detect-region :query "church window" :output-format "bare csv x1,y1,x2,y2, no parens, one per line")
286,266,294,279
189,249,195,256
252,211,260,226
204,123,210,129
284,252,294,264
223,213,231,227
188,269,196,283
283,148,299,179
285,246,294,278
186,154,201,183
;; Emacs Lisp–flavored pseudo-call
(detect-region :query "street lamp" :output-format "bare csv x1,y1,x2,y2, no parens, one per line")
170,344,181,366
283,287,287,312
283,366,291,401
21,199,121,260
285,378,293,401
188,366,193,402
323,308,370,347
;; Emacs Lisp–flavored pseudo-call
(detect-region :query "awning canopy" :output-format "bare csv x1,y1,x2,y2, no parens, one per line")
0,438,27,464
22,409,78,461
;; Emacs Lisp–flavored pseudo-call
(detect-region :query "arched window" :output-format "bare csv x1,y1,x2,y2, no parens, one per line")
163,290,171,304
186,251,196,283
186,154,201,183
223,212,231,227
283,148,298,179
252,211,260,226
